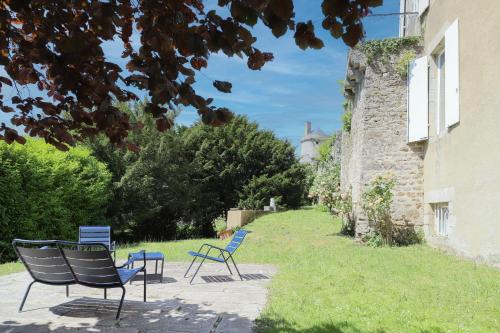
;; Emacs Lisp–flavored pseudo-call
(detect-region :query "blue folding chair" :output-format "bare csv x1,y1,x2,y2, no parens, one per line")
184,229,249,284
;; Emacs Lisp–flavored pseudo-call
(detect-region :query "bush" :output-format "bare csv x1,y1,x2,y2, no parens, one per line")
396,50,416,77
0,140,111,263
238,164,307,210
361,174,396,246
392,227,425,246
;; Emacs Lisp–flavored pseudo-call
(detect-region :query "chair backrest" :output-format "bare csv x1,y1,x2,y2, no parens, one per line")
79,226,112,249
12,240,75,285
12,240,121,287
225,229,249,254
59,242,121,287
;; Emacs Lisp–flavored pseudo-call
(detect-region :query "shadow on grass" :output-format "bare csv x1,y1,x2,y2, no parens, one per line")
255,317,446,333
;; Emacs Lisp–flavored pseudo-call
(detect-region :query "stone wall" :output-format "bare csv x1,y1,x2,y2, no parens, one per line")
339,47,425,239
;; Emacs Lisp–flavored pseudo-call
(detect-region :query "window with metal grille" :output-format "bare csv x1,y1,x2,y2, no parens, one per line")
434,203,449,236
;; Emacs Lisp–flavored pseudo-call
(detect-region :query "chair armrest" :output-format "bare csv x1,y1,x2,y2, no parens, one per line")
201,244,229,254
110,241,116,251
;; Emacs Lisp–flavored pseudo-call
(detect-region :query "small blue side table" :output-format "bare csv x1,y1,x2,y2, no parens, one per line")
128,251,165,282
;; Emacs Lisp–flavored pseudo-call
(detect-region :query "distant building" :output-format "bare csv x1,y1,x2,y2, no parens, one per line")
299,121,329,164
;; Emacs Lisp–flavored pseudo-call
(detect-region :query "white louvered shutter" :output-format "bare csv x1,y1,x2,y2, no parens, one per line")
445,19,460,127
407,56,429,142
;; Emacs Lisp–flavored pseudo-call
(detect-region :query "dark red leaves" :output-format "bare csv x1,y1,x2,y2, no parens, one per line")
294,21,324,50
190,57,208,70
320,0,372,47
0,76,12,86
213,80,232,93
270,0,294,20
342,23,364,47
201,107,234,126
0,0,376,149
248,50,274,70
156,117,173,132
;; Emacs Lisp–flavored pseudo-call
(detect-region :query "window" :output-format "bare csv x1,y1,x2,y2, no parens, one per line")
434,203,449,236
436,50,446,135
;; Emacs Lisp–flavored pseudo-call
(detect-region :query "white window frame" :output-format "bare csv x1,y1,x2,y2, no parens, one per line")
434,203,449,236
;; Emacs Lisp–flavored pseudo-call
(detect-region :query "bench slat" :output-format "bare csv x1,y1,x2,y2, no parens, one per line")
72,266,117,276
63,249,110,260
32,272,75,283
77,274,121,284
17,247,61,258
23,256,67,267
29,264,72,274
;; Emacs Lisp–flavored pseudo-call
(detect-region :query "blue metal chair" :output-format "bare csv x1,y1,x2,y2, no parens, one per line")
79,226,116,261
184,229,249,284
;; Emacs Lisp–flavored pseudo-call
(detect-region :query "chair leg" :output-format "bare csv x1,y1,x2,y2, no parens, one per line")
229,255,243,281
130,261,134,285
66,285,69,297
104,288,107,299
190,256,207,284
143,267,147,302
184,256,197,278
224,259,233,275
116,286,126,319
19,281,36,312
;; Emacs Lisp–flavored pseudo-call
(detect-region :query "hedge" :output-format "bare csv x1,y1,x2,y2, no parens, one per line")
0,139,111,263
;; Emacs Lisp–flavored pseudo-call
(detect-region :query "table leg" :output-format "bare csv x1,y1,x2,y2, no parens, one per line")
161,257,164,282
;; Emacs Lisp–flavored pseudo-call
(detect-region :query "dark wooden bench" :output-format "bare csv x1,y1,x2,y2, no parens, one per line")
12,239,146,319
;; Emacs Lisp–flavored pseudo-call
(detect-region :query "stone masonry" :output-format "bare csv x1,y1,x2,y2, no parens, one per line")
339,46,425,239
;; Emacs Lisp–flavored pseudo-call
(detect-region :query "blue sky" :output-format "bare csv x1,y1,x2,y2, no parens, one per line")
175,0,402,151
1,0,401,151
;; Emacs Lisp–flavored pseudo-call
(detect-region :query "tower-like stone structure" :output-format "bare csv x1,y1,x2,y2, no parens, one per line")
299,121,329,164
340,46,425,239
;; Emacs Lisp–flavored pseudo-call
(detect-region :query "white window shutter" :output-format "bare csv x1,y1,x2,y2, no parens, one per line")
418,0,430,16
407,56,429,143
445,19,460,127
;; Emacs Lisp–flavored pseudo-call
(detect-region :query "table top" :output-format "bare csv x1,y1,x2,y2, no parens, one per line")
128,251,164,261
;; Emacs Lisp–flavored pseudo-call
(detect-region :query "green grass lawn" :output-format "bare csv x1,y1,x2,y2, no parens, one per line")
1,208,499,332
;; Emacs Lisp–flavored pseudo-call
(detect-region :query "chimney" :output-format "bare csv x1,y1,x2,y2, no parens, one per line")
305,121,312,135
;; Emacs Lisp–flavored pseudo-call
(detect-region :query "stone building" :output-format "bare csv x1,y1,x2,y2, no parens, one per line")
299,121,329,164
340,44,425,238
337,0,500,265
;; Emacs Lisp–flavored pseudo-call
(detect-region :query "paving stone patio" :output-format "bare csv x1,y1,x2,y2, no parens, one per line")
0,262,276,333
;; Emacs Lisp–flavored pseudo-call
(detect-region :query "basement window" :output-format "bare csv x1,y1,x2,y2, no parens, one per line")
433,203,449,236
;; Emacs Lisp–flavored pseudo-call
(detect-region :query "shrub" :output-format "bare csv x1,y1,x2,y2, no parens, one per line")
342,110,352,133
0,140,111,263
309,160,341,211
361,174,396,246
337,190,355,236
359,36,421,64
396,50,416,77
238,164,306,210
393,226,425,246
